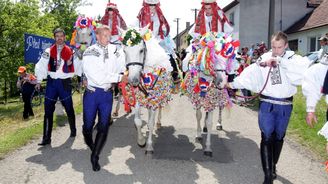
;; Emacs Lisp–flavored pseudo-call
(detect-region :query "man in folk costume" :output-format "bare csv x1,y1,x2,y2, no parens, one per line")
82,25,127,171
229,32,313,184
302,53,328,156
100,1,127,45
137,0,180,83
191,0,233,38
35,28,81,146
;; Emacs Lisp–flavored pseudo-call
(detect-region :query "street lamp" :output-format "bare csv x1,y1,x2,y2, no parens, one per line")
174,18,180,52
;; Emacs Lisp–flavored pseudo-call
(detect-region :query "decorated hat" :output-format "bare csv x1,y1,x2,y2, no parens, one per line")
202,0,216,3
18,66,26,73
318,36,328,41
106,2,117,9
144,0,160,5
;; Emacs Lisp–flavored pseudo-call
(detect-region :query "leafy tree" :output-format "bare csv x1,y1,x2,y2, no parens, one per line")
40,0,91,40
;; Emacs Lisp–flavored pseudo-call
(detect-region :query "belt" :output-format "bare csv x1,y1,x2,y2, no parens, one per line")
86,86,113,93
259,95,293,105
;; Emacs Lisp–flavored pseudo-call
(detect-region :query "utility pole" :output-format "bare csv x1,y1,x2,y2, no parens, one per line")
280,0,283,31
268,0,275,49
174,18,180,52
191,8,199,23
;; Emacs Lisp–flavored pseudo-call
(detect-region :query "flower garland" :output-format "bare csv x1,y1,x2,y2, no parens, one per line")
121,29,143,47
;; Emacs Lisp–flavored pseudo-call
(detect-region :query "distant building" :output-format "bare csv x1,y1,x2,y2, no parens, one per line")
174,0,327,55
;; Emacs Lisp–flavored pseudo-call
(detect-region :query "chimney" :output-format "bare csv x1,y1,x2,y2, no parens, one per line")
186,22,190,28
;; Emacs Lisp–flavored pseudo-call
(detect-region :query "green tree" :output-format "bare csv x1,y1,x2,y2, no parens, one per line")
40,0,91,40
0,0,58,103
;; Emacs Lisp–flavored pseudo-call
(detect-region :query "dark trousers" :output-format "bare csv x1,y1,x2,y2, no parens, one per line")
83,87,113,134
44,77,75,120
21,83,35,119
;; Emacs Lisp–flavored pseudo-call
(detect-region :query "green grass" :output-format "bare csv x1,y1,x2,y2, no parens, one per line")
288,89,327,160
0,93,82,159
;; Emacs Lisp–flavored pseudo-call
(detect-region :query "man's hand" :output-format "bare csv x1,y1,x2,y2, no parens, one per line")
35,83,41,91
121,75,128,83
259,58,277,67
306,112,317,128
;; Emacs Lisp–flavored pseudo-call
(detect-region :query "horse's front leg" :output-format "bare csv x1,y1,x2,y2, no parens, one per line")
204,111,213,157
145,108,156,154
196,108,202,142
134,103,146,147
112,93,121,117
216,106,223,130
156,107,162,129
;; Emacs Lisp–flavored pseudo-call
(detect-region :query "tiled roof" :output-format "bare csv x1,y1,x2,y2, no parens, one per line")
285,0,328,34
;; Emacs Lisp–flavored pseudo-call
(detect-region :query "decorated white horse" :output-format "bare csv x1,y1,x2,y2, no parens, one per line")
70,16,97,60
181,32,239,156
119,27,173,154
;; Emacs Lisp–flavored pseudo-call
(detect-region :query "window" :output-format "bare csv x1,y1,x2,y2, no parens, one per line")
229,12,235,26
288,39,298,51
309,37,317,52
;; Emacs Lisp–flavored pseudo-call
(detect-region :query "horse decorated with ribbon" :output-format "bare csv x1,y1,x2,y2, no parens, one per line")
119,27,173,154
181,32,240,156
70,16,97,60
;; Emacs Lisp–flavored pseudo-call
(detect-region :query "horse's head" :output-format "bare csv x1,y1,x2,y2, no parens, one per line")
120,27,149,86
71,16,96,54
213,56,227,89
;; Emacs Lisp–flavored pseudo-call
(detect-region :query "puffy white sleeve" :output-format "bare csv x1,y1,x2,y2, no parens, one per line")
218,10,234,33
302,64,325,112
73,57,83,77
231,63,264,93
280,54,312,86
318,121,328,141
35,48,50,83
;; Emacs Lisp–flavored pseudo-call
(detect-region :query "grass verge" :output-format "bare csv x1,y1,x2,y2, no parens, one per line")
0,93,82,159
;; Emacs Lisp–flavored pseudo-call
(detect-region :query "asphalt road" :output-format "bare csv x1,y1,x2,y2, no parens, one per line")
0,95,327,184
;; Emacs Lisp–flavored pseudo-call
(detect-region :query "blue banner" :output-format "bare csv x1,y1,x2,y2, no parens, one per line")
24,33,54,64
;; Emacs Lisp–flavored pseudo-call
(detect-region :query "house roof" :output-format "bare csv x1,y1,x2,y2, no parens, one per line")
285,0,328,34
307,0,323,7
223,0,240,12
173,23,194,40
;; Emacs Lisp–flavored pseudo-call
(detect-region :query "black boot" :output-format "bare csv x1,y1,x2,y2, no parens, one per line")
83,129,94,150
91,132,108,171
272,140,284,179
68,114,76,137
261,139,273,184
38,116,53,146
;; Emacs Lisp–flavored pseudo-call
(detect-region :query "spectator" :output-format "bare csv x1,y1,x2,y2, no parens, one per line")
17,66,37,120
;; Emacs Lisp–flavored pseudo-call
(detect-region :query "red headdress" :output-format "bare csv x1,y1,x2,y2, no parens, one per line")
101,2,127,36
194,1,230,35
137,0,170,39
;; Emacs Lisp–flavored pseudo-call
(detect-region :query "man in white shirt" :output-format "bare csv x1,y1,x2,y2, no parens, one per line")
82,25,127,172
35,28,81,146
229,32,312,184
302,53,328,155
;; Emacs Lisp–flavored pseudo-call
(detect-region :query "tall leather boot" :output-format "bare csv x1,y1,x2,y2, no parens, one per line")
272,140,284,179
82,129,94,150
260,140,273,184
91,132,108,171
68,114,76,137
38,116,53,146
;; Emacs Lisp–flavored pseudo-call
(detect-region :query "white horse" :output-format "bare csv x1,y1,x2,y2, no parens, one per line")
120,27,173,154
182,33,239,156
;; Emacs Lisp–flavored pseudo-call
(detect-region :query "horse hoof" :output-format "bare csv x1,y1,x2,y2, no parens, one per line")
138,142,146,148
204,151,213,157
203,127,208,133
112,112,118,117
145,150,154,155
156,123,162,129
195,137,202,143
216,125,223,130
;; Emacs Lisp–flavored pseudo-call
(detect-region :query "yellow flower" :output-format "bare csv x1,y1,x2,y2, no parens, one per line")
127,39,132,46
144,32,151,41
